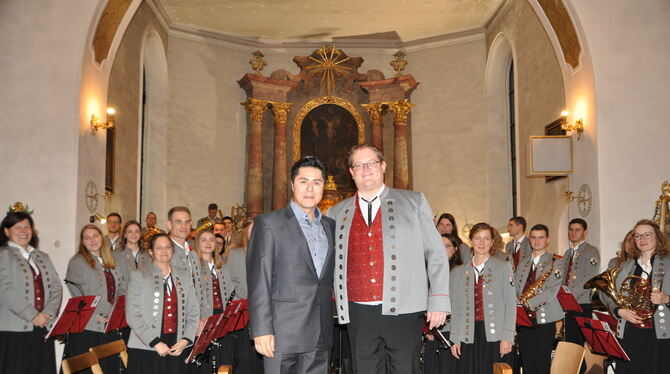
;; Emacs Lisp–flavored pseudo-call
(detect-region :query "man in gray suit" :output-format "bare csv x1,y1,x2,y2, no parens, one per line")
328,144,450,374
247,156,335,374
502,216,532,270
562,218,600,346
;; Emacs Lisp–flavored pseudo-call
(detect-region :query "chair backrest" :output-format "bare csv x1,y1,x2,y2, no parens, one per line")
62,351,103,374
551,341,585,374
583,345,606,374
493,362,513,374
89,338,128,368
218,364,233,374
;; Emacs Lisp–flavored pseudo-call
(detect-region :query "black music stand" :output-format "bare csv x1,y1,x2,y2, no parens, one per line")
575,317,629,360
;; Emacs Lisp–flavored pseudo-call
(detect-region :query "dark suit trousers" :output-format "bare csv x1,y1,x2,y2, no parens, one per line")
517,322,555,374
348,302,424,374
564,304,592,346
263,337,329,374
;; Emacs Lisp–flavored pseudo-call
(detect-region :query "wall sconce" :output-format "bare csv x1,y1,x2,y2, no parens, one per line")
560,110,584,140
90,107,116,135
89,213,107,224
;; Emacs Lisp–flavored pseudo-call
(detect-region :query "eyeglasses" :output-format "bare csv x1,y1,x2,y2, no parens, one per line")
351,160,382,170
634,232,654,240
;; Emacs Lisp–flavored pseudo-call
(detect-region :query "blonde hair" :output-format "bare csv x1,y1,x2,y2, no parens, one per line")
78,224,116,269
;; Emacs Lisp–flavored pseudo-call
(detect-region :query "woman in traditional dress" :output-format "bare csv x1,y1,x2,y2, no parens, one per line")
126,233,199,374
450,222,516,374
0,210,62,374
65,224,127,373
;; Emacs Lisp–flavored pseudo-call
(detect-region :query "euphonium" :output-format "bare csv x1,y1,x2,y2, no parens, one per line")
584,267,657,321
519,255,558,306
141,225,161,251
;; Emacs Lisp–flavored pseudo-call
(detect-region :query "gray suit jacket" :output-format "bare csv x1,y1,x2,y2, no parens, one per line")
170,240,207,318
601,256,670,339
499,236,532,270
200,262,234,317
0,246,62,331
126,265,199,350
562,242,600,304
328,188,450,324
112,246,151,283
458,242,472,264
65,253,127,332
450,256,517,344
514,252,565,324
226,247,248,299
247,205,335,354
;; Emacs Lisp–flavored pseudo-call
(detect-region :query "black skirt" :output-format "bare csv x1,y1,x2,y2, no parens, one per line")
0,327,56,374
615,323,670,374
422,331,458,374
65,329,122,374
127,333,190,374
457,321,513,374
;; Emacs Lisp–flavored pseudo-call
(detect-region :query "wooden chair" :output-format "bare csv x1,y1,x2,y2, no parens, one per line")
62,351,103,374
583,344,606,374
550,341,585,374
218,364,233,374
493,362,513,374
89,338,128,368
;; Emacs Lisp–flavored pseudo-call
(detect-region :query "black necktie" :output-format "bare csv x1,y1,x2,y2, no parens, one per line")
361,196,378,226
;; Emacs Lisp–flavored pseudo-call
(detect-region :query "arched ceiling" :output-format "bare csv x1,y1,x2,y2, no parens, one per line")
157,0,504,42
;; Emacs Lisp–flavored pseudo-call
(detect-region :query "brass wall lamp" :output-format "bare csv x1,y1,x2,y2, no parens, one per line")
560,110,584,140
90,107,116,135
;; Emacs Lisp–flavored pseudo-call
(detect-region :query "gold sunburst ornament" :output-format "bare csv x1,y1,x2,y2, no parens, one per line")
305,45,352,95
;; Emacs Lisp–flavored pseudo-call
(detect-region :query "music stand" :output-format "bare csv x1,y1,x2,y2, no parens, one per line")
558,285,584,312
45,295,101,341
104,295,128,333
516,305,533,327
575,317,629,361
593,310,618,331
185,313,224,364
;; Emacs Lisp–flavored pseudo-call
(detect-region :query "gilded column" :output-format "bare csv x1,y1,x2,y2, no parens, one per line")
360,103,385,152
388,99,414,190
269,102,293,210
241,98,269,218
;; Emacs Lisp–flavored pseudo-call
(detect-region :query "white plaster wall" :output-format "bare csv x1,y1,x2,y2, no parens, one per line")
568,0,670,262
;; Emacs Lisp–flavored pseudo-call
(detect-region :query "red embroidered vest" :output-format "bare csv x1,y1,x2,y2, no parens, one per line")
212,271,224,311
346,200,384,302
163,283,178,334
475,277,484,321
30,267,45,312
103,269,116,304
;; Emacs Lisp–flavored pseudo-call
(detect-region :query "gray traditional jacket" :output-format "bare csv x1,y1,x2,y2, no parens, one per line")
65,252,127,332
328,187,450,324
514,252,564,324
170,239,206,318
200,261,234,317
226,247,248,299
562,242,600,304
112,246,151,282
125,264,199,350
500,236,532,270
0,245,62,331
450,256,517,344
601,256,670,339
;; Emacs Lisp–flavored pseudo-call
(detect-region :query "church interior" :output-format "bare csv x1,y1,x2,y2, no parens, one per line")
1,0,669,370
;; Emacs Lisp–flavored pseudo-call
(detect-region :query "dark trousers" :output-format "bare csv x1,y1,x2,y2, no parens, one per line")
564,304,592,346
517,322,555,374
348,302,424,374
263,335,329,374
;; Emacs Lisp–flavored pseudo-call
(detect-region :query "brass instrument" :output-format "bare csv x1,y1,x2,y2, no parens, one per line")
192,220,213,236
584,267,657,321
519,255,558,306
653,181,670,235
141,225,162,251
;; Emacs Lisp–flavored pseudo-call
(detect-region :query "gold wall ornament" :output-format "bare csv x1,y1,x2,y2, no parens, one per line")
269,102,293,125
241,98,269,123
390,50,408,77
249,50,267,75
388,99,415,124
304,45,353,96
292,96,366,163
653,180,670,234
360,103,385,123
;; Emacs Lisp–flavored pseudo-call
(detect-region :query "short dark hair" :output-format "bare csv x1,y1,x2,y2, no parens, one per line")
107,212,122,221
569,218,587,230
509,216,527,231
348,144,384,166
208,203,218,210
168,206,191,221
290,156,327,182
149,233,173,252
0,212,38,248
222,216,233,222
530,224,549,236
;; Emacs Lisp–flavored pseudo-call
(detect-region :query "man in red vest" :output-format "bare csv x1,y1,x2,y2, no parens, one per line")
328,144,451,374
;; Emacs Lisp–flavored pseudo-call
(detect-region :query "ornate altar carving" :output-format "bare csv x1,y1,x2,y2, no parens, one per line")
654,181,670,235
